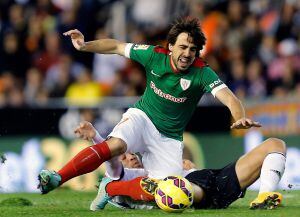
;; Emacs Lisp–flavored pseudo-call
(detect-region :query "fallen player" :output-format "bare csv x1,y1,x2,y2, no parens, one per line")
91,137,286,210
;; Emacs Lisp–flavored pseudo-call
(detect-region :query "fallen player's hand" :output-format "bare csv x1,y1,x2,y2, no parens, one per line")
74,121,96,141
183,159,196,170
63,29,85,51
230,118,261,129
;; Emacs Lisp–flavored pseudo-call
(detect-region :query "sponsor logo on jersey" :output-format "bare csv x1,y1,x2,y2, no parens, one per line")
209,79,222,89
133,44,150,50
180,78,191,91
150,70,161,77
150,81,187,103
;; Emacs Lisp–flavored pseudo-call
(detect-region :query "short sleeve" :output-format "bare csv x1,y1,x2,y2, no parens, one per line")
200,67,227,97
126,44,155,67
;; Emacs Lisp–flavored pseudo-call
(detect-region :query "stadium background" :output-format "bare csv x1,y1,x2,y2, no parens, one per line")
0,0,300,194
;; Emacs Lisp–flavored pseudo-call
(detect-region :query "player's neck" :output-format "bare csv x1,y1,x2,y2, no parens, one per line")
169,55,180,74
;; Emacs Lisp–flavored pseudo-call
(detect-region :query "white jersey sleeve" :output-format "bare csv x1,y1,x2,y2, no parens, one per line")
121,168,148,181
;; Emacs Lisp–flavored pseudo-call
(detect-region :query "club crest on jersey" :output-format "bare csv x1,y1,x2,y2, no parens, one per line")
180,78,191,91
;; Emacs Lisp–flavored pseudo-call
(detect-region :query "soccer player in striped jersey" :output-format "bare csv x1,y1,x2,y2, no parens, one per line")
38,18,261,196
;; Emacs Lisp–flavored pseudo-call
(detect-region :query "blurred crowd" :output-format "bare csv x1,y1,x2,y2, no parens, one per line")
0,0,300,108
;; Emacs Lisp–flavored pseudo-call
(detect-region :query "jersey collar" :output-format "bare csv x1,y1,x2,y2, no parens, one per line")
169,54,180,74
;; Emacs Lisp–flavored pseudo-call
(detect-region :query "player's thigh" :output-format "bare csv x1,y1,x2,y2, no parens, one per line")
235,138,285,189
143,133,183,179
108,108,145,153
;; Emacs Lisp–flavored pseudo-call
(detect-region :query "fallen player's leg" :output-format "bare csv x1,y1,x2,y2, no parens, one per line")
90,138,287,210
235,138,286,209
90,176,158,211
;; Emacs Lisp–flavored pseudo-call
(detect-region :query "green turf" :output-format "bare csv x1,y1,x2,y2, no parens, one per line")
0,190,299,217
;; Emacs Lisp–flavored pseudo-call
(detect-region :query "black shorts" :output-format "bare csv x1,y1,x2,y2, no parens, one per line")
185,162,245,209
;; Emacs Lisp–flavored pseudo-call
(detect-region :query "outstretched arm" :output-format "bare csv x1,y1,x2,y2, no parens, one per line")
215,87,261,129
63,29,127,56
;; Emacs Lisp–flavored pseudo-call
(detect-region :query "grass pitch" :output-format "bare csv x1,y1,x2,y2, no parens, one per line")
0,190,299,217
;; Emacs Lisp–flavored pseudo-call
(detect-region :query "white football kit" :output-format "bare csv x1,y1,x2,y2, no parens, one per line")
108,108,183,179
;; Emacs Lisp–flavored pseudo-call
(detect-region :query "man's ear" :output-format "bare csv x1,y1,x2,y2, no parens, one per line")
168,43,173,52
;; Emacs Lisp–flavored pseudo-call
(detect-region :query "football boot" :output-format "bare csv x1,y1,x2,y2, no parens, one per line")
37,170,61,194
250,192,282,209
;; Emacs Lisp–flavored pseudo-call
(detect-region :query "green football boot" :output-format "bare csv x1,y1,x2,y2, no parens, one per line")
90,177,113,211
38,170,61,194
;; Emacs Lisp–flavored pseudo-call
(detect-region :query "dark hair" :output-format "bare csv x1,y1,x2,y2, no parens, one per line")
167,18,206,56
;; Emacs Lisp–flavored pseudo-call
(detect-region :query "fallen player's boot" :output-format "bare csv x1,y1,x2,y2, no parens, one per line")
108,196,156,210
140,177,159,196
250,192,282,209
38,170,61,194
90,177,113,211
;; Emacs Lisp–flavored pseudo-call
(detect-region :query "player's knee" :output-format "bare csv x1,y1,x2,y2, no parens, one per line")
266,138,286,155
106,137,127,156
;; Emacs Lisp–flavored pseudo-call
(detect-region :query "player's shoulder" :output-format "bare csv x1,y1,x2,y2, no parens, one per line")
131,44,169,56
191,57,208,69
190,58,211,78
153,46,169,55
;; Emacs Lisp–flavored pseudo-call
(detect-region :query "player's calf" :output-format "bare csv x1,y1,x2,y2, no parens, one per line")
97,177,159,210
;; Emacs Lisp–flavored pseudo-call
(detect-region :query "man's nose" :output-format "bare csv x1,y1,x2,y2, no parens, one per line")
183,49,191,57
